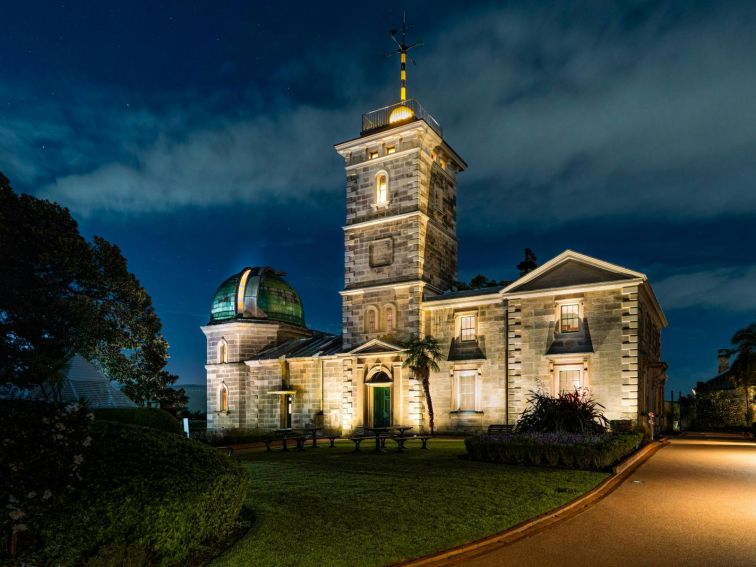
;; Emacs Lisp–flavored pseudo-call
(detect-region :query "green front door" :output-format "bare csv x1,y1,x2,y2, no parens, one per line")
373,387,391,427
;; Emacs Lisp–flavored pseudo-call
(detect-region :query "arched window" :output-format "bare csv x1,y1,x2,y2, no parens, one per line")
365,306,378,333
384,305,396,331
218,338,228,364
219,383,229,412
375,172,388,206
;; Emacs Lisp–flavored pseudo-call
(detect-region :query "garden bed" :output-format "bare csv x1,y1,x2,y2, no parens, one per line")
464,431,645,470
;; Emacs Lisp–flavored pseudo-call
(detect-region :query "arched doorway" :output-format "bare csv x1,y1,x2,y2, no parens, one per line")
366,370,392,427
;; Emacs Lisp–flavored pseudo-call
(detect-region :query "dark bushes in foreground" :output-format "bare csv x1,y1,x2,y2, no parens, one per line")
465,431,644,471
4,416,250,566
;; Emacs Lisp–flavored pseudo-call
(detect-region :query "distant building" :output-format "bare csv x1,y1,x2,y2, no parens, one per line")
202,85,669,433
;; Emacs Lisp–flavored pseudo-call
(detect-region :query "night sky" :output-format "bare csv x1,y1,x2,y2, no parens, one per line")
2,1,755,395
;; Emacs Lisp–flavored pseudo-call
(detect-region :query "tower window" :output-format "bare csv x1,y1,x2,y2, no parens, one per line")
560,304,580,332
369,150,379,160
385,305,396,331
366,306,378,333
219,383,229,412
386,146,396,155
376,173,389,206
218,338,228,364
439,157,447,170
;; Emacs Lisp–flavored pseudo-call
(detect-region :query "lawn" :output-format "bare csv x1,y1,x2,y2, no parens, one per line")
212,439,607,567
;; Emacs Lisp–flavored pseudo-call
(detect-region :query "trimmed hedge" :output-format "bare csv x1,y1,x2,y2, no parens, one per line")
38,420,250,566
465,431,644,471
94,407,183,435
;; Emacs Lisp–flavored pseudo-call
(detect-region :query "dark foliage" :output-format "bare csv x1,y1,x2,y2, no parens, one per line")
94,407,183,434
10,420,250,566
0,173,185,411
1,400,94,559
516,389,609,434
465,431,644,470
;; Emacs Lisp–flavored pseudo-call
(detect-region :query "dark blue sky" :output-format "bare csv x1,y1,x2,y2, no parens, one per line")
2,1,755,395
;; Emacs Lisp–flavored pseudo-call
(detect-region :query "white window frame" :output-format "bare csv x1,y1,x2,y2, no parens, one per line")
375,170,389,207
452,370,481,412
555,298,583,334
457,313,477,342
553,363,589,394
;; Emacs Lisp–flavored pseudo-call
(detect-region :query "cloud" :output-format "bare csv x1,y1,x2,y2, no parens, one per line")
654,264,756,311
3,2,756,223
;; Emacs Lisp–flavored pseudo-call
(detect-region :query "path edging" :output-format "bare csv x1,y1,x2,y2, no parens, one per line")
395,439,669,567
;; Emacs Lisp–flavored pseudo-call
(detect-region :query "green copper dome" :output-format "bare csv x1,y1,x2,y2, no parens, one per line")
209,267,305,327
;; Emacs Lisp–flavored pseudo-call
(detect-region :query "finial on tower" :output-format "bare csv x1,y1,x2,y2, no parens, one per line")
387,11,423,102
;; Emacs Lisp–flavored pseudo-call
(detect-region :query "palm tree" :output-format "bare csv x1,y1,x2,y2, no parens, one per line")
402,334,442,434
730,323,756,426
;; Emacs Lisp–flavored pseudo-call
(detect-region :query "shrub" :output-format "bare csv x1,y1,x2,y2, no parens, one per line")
1,400,94,561
192,427,273,446
94,407,183,435
16,420,250,565
516,389,609,434
464,431,644,471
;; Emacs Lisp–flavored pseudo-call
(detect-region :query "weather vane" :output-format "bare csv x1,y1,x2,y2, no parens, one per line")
386,11,423,102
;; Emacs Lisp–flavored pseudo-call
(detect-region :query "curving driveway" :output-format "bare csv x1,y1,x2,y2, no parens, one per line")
444,433,756,567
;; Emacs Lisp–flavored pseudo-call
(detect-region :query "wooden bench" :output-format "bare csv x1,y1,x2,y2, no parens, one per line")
487,424,514,435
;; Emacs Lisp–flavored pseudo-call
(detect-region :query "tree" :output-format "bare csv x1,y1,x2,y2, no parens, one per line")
402,334,442,434
730,322,756,426
0,173,185,411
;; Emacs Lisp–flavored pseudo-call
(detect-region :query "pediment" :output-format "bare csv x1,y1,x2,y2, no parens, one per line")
504,251,644,294
348,338,405,355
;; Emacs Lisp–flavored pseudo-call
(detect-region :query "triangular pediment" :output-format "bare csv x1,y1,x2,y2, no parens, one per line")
503,250,645,294
348,338,405,355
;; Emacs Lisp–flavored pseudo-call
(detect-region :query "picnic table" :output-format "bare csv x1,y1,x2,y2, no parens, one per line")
364,426,414,452
274,428,300,452
301,426,321,448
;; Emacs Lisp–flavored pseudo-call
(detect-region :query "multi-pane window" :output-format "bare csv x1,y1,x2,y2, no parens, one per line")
385,306,395,330
559,369,582,393
369,150,379,160
457,373,476,411
460,315,476,341
560,304,579,332
376,174,388,205
386,146,396,155
366,308,377,333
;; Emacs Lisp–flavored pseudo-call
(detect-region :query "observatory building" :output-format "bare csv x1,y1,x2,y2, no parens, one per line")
202,28,668,434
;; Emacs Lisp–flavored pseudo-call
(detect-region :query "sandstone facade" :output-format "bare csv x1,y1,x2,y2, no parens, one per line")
203,107,668,434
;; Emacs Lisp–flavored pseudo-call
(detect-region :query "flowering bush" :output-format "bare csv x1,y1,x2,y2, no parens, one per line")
516,389,609,434
1,400,94,559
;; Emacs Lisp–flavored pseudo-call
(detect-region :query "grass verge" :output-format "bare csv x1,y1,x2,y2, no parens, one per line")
212,439,606,566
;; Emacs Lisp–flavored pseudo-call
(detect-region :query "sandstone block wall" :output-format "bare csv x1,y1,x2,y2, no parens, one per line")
507,287,634,423
424,300,507,433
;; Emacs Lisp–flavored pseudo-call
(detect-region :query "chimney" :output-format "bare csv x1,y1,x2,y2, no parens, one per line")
517,248,538,277
718,348,731,374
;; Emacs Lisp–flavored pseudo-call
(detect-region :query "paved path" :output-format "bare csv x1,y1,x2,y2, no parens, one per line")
452,434,756,567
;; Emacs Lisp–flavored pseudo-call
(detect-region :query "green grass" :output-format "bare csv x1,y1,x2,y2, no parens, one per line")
212,439,607,567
